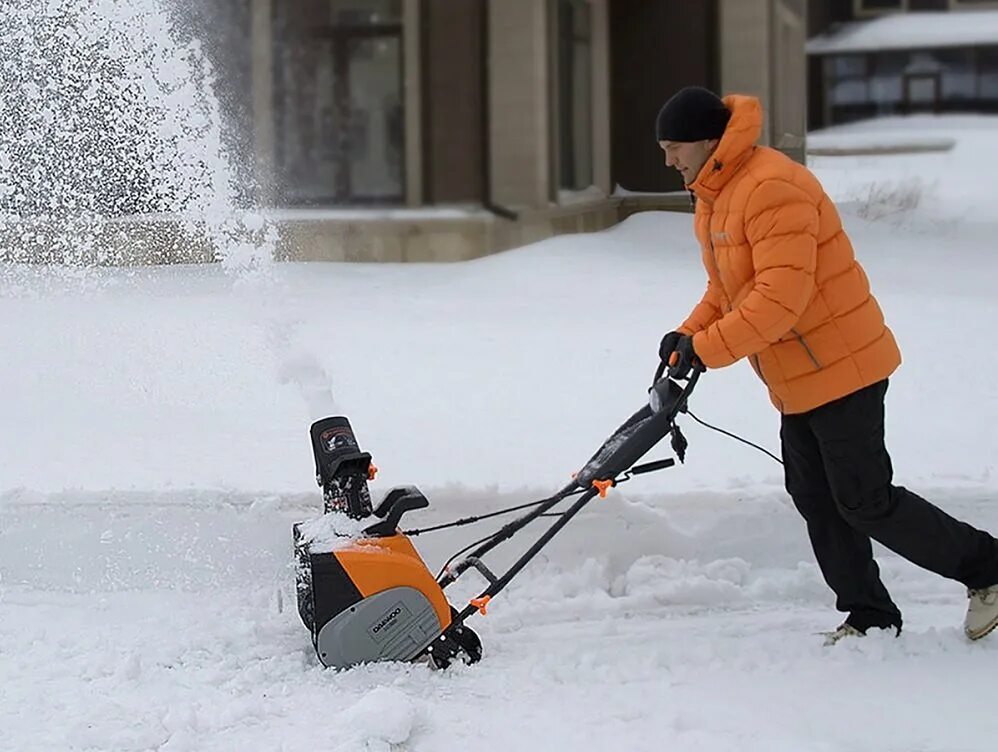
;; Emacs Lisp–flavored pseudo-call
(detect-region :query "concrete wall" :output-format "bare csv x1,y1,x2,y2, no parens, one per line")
721,0,772,142
488,0,552,208
404,0,423,206
771,0,808,163
591,0,612,194
250,0,275,204
421,0,484,204
720,0,807,162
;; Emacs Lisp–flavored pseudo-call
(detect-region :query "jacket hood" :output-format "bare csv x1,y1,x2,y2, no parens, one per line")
688,95,763,203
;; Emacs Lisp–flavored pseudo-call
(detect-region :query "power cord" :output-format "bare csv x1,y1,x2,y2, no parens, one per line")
686,409,783,466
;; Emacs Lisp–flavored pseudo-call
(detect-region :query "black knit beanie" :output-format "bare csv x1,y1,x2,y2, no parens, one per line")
655,86,731,142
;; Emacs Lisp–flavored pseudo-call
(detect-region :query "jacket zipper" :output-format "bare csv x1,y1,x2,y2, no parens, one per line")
791,328,821,369
751,334,820,389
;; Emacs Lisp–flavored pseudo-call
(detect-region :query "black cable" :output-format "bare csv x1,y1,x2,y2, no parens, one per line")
433,510,590,581
434,531,500,580
686,410,784,466
431,509,576,580
404,489,585,537
404,500,547,536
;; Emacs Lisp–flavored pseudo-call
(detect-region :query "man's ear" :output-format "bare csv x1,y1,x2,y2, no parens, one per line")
705,138,721,153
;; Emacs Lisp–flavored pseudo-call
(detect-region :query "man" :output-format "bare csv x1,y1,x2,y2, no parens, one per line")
655,86,998,644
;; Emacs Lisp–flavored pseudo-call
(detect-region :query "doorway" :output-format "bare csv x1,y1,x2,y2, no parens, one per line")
904,72,941,113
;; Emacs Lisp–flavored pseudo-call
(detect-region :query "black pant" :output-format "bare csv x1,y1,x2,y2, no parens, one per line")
781,379,998,632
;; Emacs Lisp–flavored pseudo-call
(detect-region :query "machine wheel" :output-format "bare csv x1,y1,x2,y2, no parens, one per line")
424,607,483,670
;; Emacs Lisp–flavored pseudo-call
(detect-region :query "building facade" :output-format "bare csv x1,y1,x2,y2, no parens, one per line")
808,0,998,128
211,0,808,262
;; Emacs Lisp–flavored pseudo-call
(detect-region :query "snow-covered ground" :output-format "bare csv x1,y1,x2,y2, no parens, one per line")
3,115,998,751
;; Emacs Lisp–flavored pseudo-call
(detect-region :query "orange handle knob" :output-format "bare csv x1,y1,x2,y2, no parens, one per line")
593,479,613,498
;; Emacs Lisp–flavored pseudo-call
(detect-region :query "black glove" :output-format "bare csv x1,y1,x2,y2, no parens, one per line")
667,335,699,380
658,331,683,363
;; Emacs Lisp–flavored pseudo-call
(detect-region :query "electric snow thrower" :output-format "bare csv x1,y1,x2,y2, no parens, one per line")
293,364,701,669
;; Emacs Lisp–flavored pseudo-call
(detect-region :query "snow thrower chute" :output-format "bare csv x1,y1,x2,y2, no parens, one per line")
293,365,701,669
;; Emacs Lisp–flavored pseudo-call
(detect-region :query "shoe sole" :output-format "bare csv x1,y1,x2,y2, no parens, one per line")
966,616,998,641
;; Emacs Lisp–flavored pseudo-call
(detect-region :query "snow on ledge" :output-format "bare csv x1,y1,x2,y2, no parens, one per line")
807,10,998,55
807,132,956,156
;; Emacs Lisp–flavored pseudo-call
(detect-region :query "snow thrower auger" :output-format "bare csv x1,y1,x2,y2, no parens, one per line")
293,363,701,670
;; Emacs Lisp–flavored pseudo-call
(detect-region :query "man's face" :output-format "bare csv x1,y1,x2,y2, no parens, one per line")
658,139,719,186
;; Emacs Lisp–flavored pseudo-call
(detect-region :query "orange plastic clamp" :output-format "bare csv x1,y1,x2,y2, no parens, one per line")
470,595,491,615
669,351,679,367
368,463,379,481
592,479,613,498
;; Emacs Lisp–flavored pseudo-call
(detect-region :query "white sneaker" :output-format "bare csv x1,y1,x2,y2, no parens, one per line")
964,585,998,640
821,622,864,647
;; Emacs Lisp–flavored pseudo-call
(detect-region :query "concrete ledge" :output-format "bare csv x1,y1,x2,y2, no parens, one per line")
0,216,215,266
489,198,623,255
807,142,955,156
275,213,494,263
617,191,694,218
0,196,692,265
806,134,956,157
275,198,628,262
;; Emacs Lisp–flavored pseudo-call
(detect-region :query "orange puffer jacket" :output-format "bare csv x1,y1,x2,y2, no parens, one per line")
678,95,901,414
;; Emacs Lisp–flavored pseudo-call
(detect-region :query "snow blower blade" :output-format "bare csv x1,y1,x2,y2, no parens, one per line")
293,366,701,671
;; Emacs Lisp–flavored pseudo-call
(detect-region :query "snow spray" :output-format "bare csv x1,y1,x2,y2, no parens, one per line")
0,0,270,268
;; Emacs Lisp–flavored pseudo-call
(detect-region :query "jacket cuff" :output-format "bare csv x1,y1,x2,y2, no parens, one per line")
692,330,734,370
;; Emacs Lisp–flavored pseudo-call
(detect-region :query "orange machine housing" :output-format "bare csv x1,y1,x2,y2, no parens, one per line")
334,534,452,630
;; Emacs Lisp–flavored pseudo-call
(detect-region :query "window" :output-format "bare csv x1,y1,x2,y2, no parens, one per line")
832,55,867,78
272,0,404,205
870,52,906,104
556,0,593,192
979,47,998,98
825,55,871,104
824,53,877,123
933,49,976,100
830,80,871,105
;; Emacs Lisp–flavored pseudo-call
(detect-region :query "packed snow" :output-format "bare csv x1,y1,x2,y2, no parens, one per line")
3,115,998,751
